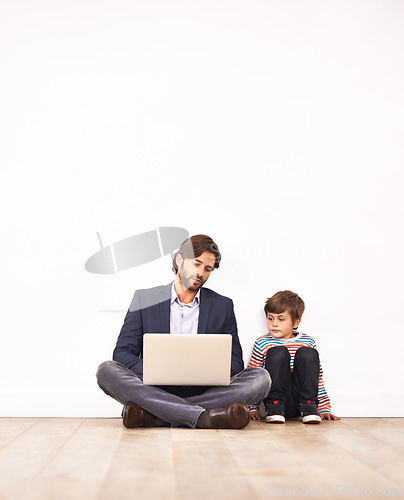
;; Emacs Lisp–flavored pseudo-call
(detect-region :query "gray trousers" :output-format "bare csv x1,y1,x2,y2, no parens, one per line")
96,361,271,428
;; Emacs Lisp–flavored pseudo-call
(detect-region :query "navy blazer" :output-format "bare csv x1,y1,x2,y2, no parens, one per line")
113,283,244,377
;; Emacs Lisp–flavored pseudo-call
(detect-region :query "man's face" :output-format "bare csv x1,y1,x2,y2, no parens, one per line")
266,311,301,339
176,250,216,291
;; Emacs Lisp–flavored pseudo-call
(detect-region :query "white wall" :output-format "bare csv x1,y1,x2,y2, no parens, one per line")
1,0,403,417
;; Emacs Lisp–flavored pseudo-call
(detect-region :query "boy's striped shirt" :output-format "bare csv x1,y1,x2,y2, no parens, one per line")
248,331,331,415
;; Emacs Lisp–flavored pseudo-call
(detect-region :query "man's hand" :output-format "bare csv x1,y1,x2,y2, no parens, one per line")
320,412,341,421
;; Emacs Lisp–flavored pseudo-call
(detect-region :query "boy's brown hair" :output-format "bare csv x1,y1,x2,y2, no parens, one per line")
264,290,305,325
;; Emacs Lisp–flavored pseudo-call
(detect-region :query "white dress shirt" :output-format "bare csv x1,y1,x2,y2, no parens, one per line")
170,282,200,334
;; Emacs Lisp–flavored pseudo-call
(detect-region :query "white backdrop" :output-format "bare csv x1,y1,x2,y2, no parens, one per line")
1,0,403,417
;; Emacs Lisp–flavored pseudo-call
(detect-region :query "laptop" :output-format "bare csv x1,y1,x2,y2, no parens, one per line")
142,334,232,386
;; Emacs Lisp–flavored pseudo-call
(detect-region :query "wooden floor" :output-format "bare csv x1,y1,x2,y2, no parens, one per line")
0,418,403,499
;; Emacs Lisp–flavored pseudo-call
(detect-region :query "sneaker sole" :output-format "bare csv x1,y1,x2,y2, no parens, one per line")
264,415,285,424
302,414,321,424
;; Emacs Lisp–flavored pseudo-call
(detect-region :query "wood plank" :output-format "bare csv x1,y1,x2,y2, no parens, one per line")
0,418,83,500
19,418,123,500
96,426,177,500
220,419,316,498
0,418,38,448
314,418,404,486
171,427,257,500
343,417,404,456
0,418,403,500
222,418,401,497
382,418,404,427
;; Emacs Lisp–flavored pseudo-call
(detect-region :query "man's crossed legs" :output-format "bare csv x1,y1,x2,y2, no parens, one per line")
97,361,270,429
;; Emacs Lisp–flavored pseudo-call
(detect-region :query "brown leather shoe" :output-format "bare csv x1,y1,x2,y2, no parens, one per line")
122,402,157,428
208,402,250,429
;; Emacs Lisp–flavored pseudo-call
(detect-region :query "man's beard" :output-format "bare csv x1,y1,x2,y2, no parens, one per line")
178,268,204,291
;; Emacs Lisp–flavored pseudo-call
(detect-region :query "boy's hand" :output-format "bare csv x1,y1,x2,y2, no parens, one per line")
249,413,262,421
320,412,341,421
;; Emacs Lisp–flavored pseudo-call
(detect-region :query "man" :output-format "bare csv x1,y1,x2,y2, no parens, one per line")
97,234,270,429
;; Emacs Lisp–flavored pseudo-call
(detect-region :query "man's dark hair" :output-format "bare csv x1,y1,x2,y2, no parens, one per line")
264,290,305,324
172,234,221,273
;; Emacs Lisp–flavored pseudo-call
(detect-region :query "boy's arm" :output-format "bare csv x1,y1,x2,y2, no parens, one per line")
247,340,266,420
318,387,340,420
248,404,261,420
317,367,331,413
247,339,265,368
316,343,340,420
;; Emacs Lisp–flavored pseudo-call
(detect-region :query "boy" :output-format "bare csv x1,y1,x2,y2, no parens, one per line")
248,290,340,424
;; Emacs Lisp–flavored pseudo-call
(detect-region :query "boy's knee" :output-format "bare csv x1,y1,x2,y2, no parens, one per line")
295,346,319,362
265,346,290,366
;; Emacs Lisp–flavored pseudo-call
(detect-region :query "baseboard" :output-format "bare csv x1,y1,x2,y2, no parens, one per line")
330,393,404,417
0,393,123,418
0,393,403,418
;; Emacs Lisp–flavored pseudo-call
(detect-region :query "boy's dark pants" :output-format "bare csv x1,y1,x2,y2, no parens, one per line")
264,346,319,418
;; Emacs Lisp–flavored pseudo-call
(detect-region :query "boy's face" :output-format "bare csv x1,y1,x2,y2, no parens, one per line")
266,311,300,339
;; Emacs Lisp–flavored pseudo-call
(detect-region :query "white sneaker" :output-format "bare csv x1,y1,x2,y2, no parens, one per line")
299,401,321,424
264,401,286,424
264,414,286,424
301,414,321,424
